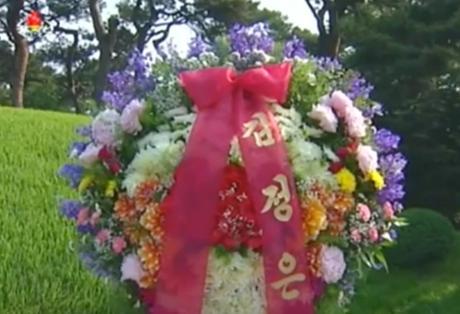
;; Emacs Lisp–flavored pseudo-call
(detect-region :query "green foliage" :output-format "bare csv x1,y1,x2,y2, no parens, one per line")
386,208,455,267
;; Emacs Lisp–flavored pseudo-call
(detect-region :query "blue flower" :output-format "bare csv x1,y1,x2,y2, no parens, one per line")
346,75,374,100
76,125,92,137
283,36,307,59
374,129,401,153
187,36,212,58
59,199,82,220
229,23,274,57
69,142,87,157
77,223,95,234
58,164,84,189
102,49,155,111
313,56,343,72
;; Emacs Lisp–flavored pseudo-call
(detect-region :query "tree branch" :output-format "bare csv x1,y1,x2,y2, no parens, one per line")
89,0,105,41
0,18,13,42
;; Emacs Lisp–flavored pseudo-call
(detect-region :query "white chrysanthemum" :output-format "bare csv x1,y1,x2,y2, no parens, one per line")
203,250,266,314
123,141,185,196
271,104,303,140
319,246,346,284
286,140,336,189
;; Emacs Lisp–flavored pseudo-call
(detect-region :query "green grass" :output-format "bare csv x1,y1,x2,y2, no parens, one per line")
1,107,459,314
0,107,135,314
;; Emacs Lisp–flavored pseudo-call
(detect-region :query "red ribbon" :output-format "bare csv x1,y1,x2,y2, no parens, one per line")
152,63,314,314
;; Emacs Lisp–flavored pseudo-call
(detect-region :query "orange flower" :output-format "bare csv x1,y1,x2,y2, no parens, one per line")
140,203,164,241
326,191,354,236
114,195,137,222
123,223,150,246
138,240,161,288
135,180,159,212
302,197,328,241
305,243,322,277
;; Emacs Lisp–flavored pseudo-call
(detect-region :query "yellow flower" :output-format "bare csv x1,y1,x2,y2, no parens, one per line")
335,168,357,193
367,170,385,190
105,180,117,198
302,198,328,241
78,175,94,193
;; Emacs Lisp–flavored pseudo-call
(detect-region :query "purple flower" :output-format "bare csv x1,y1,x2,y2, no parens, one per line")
363,102,384,118
76,125,92,137
229,23,274,57
102,49,155,111
69,142,87,158
77,224,95,234
58,164,84,188
283,36,307,59
314,57,343,72
378,153,407,204
187,36,211,58
374,129,401,153
346,75,374,100
59,200,82,220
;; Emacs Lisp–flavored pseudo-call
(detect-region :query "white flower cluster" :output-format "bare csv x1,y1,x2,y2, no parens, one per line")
203,250,266,314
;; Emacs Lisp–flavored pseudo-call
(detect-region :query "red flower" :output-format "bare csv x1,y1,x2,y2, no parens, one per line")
98,146,122,174
328,161,344,174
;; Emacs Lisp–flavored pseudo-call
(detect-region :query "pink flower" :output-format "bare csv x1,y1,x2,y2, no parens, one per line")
121,99,145,134
356,144,379,174
329,91,353,118
96,229,111,245
90,212,101,226
76,208,90,225
368,227,379,243
345,106,366,138
383,202,394,220
350,229,362,243
112,236,127,254
79,143,102,165
92,109,121,147
121,254,145,284
357,203,371,222
309,103,338,133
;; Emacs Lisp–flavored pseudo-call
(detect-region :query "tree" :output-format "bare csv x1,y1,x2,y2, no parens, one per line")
45,0,95,113
195,0,316,49
342,0,460,218
0,0,28,107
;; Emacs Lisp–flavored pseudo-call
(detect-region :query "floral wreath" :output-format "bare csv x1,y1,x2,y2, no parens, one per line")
59,23,407,313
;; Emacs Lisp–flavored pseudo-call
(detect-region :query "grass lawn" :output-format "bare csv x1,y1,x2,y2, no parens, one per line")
1,107,459,314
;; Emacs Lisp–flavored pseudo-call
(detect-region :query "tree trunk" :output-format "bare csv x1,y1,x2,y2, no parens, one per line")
12,36,28,108
318,33,341,58
65,58,80,114
94,44,112,102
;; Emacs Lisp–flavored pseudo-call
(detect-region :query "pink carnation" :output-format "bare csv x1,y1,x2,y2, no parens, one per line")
112,236,127,254
368,227,379,243
383,202,394,220
357,203,371,222
351,229,362,243
90,211,101,226
120,99,145,134
329,90,353,118
96,229,111,245
309,103,338,133
356,144,379,174
345,106,366,138
76,208,90,225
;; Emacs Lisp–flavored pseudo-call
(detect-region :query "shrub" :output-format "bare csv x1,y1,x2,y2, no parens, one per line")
386,208,455,267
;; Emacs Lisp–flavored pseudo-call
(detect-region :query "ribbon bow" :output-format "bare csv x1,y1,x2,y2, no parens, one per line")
152,63,314,314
